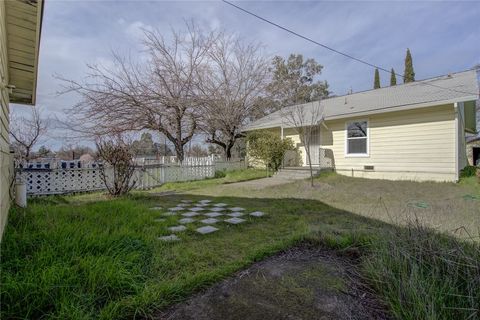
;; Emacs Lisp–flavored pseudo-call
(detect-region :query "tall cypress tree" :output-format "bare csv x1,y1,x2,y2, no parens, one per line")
390,68,397,86
373,68,380,89
403,48,415,83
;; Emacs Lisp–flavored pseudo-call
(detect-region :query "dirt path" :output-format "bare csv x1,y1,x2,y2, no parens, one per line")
157,246,389,320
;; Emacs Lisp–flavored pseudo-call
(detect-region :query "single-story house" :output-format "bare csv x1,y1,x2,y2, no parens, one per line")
244,69,479,182
466,136,480,166
0,0,44,239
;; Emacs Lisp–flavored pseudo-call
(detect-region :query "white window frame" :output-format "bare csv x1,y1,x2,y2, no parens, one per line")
345,119,369,157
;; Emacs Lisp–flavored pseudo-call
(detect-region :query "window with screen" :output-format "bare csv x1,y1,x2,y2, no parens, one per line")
346,121,368,155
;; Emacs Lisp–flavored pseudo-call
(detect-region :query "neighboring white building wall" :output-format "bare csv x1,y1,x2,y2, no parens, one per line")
319,104,457,182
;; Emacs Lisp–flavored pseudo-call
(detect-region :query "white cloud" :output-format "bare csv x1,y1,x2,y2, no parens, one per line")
124,21,153,40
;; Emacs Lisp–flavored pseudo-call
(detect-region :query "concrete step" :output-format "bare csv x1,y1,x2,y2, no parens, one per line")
274,168,321,180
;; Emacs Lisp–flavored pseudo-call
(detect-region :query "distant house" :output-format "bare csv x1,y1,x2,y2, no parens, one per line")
1,0,44,239
245,70,479,182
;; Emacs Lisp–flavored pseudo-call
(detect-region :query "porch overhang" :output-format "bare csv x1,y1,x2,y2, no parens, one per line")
5,0,44,105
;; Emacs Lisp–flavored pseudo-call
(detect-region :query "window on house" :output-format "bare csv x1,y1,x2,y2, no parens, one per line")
346,121,368,155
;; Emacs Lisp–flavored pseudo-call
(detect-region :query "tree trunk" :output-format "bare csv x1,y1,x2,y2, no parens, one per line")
225,140,235,160
307,153,314,187
25,147,31,161
175,142,185,162
305,140,314,187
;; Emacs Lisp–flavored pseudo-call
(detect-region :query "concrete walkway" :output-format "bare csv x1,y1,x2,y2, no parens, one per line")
224,175,300,189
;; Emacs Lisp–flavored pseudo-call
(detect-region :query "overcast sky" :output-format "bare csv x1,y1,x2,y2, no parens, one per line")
12,0,480,150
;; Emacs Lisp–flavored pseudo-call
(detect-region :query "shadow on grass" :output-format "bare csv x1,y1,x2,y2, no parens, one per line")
1,193,478,320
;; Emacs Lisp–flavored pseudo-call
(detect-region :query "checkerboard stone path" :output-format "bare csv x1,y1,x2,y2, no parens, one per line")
168,225,187,232
179,218,196,224
156,199,267,241
158,235,180,242
213,203,227,207
250,211,265,217
225,217,246,224
182,212,200,217
196,226,219,234
201,218,219,224
229,207,245,212
204,212,223,218
227,212,244,217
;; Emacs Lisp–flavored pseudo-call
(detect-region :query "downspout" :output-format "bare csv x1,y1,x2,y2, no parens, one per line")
454,102,459,182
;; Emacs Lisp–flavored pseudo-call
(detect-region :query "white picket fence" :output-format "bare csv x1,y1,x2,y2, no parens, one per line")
17,157,246,196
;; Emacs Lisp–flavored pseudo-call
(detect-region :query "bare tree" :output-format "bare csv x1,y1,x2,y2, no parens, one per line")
199,33,269,159
59,22,214,162
9,107,48,161
281,102,324,186
96,135,136,196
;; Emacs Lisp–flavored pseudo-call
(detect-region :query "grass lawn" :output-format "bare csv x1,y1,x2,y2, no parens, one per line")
182,172,480,239
1,169,479,319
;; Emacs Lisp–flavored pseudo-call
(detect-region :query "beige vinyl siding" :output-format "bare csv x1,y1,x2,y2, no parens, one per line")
283,127,306,165
0,0,12,239
456,102,468,178
321,104,457,182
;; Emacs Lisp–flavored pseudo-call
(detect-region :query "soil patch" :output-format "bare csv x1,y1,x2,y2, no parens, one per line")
157,246,390,320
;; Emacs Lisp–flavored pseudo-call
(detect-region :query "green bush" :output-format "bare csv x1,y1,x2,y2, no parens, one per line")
460,165,478,178
247,130,294,172
214,170,227,178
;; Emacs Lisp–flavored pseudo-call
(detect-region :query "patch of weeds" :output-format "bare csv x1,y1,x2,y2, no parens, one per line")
363,220,480,320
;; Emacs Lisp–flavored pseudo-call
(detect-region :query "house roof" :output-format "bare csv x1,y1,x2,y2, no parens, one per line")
244,69,480,131
5,0,44,105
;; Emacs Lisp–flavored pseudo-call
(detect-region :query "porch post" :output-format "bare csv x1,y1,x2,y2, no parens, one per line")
280,126,284,140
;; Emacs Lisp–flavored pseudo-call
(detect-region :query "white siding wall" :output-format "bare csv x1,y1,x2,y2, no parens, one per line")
0,0,12,239
319,104,457,182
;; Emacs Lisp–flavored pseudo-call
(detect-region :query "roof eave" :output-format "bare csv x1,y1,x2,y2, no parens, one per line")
324,95,479,121
6,0,44,106
243,95,479,131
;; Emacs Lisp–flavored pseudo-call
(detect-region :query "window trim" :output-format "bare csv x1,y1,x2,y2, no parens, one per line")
345,119,370,157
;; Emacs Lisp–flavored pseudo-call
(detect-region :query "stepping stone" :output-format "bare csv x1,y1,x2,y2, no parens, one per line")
213,203,228,207
225,217,246,224
250,211,265,217
204,212,223,218
199,199,212,203
149,206,163,210
209,207,224,212
227,212,245,217
162,212,177,216
182,212,200,217
158,234,180,242
168,225,187,232
179,218,195,224
177,203,190,207
181,200,193,203
196,226,219,234
195,203,209,207
154,218,166,222
169,207,185,211
229,207,245,212
190,207,205,212
201,218,219,224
